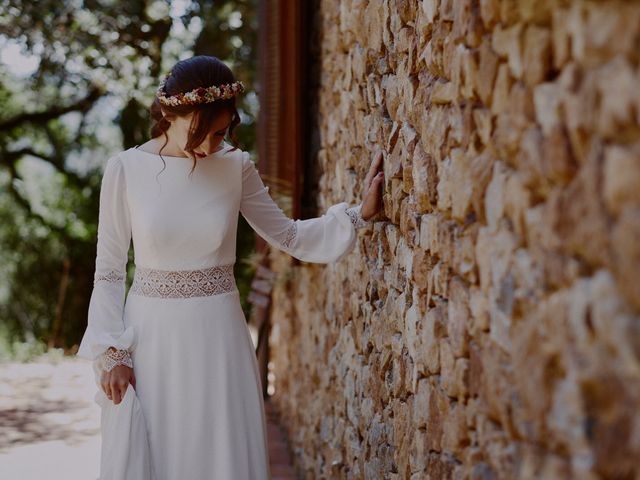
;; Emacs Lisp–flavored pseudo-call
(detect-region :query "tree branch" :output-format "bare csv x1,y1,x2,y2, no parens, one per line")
4,161,67,236
1,147,92,190
0,85,104,131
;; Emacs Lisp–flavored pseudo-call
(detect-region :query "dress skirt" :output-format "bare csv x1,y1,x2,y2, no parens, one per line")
124,287,270,480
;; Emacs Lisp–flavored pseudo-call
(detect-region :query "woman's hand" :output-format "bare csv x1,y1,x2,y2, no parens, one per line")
100,349,136,405
361,150,384,221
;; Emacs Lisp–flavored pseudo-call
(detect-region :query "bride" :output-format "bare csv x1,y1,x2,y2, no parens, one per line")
77,54,384,479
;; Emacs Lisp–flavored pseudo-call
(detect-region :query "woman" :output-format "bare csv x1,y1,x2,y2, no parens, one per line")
76,55,384,479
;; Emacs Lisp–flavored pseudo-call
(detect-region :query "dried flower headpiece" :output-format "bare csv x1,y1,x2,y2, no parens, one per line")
156,71,245,106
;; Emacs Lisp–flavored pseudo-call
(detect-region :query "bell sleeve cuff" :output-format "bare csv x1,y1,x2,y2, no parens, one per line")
239,152,372,264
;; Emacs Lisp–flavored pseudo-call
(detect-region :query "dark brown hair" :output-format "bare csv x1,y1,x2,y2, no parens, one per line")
149,55,242,176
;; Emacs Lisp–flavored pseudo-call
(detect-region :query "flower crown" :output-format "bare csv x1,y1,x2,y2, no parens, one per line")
156,71,245,106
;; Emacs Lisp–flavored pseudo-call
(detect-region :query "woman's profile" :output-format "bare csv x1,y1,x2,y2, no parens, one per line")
76,54,384,479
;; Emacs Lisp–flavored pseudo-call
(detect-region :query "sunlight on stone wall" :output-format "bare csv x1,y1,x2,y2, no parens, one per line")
269,1,640,478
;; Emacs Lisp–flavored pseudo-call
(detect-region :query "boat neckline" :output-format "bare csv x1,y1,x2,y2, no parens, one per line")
131,141,232,159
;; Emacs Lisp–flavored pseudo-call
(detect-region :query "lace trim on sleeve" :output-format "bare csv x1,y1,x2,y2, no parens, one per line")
100,348,133,372
94,270,125,285
281,221,297,249
345,204,370,229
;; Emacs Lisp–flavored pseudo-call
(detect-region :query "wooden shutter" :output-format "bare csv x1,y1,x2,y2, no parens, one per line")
256,0,307,220
250,0,310,397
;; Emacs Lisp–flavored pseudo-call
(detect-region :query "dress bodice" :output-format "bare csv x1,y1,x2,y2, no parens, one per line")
121,145,242,269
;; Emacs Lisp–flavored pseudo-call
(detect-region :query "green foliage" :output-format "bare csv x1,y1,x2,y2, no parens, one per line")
0,0,259,354
0,322,48,363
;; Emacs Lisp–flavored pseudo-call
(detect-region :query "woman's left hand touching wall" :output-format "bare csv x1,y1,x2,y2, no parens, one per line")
361,149,384,221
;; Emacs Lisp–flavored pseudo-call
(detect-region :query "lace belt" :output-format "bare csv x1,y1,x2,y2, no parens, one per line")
129,263,237,298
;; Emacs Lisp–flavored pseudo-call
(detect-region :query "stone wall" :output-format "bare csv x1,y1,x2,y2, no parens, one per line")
267,1,640,478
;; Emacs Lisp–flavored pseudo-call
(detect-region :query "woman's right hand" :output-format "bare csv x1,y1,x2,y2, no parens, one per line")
361,149,384,221
100,356,136,405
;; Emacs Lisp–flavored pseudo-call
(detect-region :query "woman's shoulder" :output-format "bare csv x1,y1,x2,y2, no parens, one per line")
104,151,126,170
214,142,251,170
218,141,246,159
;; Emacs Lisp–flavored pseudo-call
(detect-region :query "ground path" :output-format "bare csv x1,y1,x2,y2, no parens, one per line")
0,356,297,479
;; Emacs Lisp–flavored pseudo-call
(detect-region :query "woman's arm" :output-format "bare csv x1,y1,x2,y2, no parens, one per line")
239,150,383,263
76,154,136,404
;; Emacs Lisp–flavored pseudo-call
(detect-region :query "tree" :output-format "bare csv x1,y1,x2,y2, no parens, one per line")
0,0,258,352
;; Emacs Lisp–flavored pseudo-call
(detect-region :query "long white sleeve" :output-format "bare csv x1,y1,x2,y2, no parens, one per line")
239,152,371,263
77,154,136,361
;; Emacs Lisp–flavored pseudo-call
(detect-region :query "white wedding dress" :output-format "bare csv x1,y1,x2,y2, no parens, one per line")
76,141,369,480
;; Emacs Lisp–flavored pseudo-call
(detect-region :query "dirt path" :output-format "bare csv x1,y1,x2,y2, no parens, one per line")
0,356,101,479
0,355,298,479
